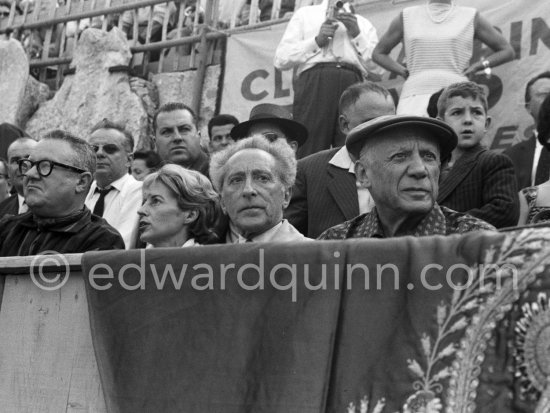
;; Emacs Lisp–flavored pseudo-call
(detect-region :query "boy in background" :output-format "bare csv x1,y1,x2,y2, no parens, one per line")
436,81,519,228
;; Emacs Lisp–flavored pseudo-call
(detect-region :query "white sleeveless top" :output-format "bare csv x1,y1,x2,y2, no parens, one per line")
401,5,476,100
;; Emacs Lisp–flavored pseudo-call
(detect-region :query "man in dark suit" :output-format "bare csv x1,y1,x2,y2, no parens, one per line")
436,82,518,228
0,137,37,219
503,71,550,191
284,81,396,238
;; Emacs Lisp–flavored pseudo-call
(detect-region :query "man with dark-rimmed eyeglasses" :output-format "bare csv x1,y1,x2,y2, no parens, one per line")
84,119,142,249
0,130,124,257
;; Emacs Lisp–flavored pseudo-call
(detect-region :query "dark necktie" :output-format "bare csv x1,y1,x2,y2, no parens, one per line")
93,187,113,217
535,147,550,185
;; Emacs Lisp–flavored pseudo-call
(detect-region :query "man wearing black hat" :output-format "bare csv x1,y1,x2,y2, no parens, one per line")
319,115,495,239
230,103,308,153
0,122,30,163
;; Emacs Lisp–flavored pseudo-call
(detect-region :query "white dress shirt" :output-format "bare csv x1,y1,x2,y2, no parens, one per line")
531,131,545,187
329,146,375,215
274,0,379,77
17,194,28,214
226,220,310,243
86,174,143,249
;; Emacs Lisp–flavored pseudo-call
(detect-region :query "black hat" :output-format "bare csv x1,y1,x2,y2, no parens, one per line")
230,103,308,147
0,122,31,159
345,115,457,161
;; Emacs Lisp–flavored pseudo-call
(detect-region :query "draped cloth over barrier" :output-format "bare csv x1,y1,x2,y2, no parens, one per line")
82,229,550,412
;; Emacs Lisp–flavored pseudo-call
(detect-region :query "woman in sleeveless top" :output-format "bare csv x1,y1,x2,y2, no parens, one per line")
372,0,514,116
518,94,550,225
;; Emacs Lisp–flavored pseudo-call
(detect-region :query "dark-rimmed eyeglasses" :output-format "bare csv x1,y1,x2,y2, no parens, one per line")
91,144,120,155
18,159,87,177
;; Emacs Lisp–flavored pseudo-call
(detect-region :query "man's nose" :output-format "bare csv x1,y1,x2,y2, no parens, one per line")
25,163,41,179
242,176,257,196
171,129,183,141
407,152,428,178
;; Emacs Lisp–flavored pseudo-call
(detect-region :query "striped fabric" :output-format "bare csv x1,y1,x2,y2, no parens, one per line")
401,5,476,100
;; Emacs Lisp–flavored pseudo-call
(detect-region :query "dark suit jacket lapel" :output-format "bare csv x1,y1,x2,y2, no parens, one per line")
326,164,359,220
438,146,484,203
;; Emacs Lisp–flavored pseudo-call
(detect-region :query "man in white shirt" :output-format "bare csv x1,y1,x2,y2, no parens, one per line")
0,137,37,218
274,0,379,158
210,135,309,243
85,119,142,249
285,81,395,238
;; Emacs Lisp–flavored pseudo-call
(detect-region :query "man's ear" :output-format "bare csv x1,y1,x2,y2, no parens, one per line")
75,172,93,194
485,115,492,130
126,152,134,168
354,161,371,189
219,194,227,215
338,114,349,134
282,186,292,210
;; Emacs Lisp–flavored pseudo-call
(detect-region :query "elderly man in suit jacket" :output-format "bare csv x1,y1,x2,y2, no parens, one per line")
503,71,550,191
210,135,309,243
284,81,395,238
319,115,495,240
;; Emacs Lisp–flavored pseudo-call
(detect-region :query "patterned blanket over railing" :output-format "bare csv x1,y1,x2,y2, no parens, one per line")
82,228,550,412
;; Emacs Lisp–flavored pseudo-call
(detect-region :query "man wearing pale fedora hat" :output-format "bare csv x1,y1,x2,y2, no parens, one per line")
230,103,308,153
319,115,495,239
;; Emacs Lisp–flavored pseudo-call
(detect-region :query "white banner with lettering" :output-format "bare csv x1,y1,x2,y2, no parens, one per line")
220,0,550,149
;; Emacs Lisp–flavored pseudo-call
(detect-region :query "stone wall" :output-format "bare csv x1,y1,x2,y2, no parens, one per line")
0,30,223,150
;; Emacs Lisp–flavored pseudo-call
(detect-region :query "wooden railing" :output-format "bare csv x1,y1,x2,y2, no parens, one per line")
0,0,388,98
0,0,226,90
0,254,107,411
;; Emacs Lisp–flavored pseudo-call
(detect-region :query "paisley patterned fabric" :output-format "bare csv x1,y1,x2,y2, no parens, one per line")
83,229,550,413
522,186,550,224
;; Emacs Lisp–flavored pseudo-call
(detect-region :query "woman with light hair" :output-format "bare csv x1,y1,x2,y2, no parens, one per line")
138,164,221,248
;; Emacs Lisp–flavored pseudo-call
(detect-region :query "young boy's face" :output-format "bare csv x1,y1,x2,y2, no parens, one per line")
441,95,490,150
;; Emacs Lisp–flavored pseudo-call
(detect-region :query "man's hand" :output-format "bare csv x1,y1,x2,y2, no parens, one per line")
335,12,360,38
315,19,338,48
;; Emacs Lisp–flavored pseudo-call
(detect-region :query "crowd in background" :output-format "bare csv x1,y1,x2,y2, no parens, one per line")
1,4,550,409
0,0,549,256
